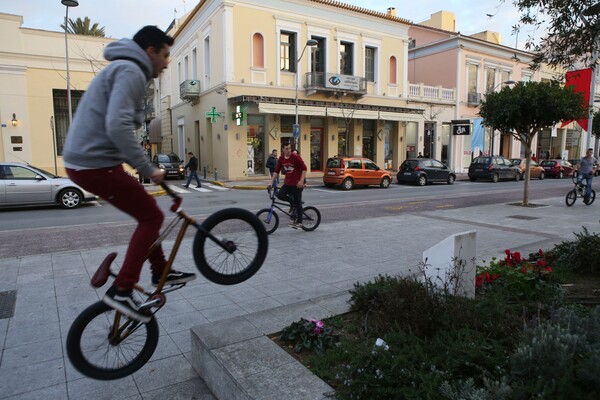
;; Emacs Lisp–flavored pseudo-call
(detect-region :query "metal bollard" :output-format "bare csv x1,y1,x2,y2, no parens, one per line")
203,166,207,179
214,168,218,181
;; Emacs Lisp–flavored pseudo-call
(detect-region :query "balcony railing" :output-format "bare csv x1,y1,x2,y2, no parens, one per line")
305,72,367,96
467,92,482,105
408,83,455,102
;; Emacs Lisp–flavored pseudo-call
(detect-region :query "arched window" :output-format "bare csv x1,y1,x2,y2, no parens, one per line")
252,33,264,68
389,56,397,84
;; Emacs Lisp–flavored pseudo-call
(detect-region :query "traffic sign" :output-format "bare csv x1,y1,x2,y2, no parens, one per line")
293,124,299,138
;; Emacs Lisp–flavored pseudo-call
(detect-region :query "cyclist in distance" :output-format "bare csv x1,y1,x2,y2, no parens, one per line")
267,143,307,229
63,26,196,322
576,148,598,205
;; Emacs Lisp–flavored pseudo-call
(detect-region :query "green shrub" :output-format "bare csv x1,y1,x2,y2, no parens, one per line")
546,227,600,275
279,318,337,354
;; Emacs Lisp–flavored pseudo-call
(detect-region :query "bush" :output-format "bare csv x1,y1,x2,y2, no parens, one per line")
546,227,600,275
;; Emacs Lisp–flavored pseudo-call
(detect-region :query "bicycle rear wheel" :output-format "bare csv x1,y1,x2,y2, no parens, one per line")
565,190,577,207
301,206,321,232
193,208,268,285
256,208,279,234
66,301,159,380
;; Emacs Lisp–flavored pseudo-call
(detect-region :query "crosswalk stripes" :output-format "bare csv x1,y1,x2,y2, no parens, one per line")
169,183,230,193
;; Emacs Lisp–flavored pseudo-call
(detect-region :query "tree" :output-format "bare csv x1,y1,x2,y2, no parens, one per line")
509,0,600,69
60,17,106,37
479,81,587,205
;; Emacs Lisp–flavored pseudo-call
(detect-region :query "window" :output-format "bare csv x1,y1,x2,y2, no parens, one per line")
340,42,353,75
192,48,198,79
311,37,326,73
204,36,211,87
485,68,496,92
184,56,189,80
467,64,478,95
252,33,264,68
280,31,296,72
389,56,397,84
52,88,84,155
500,70,511,85
365,46,376,82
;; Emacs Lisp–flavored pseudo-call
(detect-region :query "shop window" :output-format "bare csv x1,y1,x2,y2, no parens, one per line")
247,115,266,175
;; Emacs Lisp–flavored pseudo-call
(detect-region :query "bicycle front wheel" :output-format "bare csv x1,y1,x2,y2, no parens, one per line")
256,208,279,234
193,208,268,285
301,206,321,232
565,190,577,207
66,301,159,380
586,190,596,205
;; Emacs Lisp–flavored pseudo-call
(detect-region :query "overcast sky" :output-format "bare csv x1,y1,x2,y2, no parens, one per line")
3,0,539,50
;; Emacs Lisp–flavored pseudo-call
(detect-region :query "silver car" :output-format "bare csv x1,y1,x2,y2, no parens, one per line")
0,162,97,209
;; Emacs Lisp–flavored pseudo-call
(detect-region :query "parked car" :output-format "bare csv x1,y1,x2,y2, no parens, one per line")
397,158,456,186
467,156,521,182
510,158,545,180
539,159,574,179
152,153,185,179
0,163,97,209
323,156,392,190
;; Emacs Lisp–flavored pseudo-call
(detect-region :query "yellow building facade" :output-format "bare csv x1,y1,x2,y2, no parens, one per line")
0,12,113,174
159,0,455,180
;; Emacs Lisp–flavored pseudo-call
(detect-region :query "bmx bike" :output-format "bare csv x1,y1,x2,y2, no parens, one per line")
256,187,321,234
66,182,268,380
565,174,596,206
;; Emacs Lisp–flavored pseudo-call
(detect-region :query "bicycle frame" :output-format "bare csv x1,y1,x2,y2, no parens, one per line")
263,187,295,223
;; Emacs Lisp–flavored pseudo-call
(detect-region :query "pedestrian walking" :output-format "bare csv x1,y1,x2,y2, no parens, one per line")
266,149,279,186
184,151,201,188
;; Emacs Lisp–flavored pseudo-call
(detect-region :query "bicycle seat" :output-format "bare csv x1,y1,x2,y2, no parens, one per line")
91,252,117,288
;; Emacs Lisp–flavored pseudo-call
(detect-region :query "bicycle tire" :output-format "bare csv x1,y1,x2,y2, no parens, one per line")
301,206,321,232
193,208,268,285
586,190,596,205
256,208,279,235
66,301,159,380
565,190,577,207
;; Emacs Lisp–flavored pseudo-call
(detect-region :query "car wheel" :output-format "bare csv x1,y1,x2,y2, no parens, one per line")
492,173,499,183
515,172,521,181
380,176,391,188
558,171,564,179
539,171,545,180
447,174,455,185
417,175,427,186
59,188,83,209
342,178,354,190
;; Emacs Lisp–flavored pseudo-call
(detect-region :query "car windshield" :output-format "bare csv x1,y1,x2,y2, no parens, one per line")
27,165,58,178
540,160,555,166
326,158,343,168
472,157,490,165
157,154,181,163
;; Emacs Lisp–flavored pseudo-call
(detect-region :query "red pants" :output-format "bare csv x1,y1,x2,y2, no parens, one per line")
66,165,166,289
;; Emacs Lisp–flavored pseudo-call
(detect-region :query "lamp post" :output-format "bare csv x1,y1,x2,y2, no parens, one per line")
294,39,318,149
489,80,516,155
581,2,600,152
61,0,79,125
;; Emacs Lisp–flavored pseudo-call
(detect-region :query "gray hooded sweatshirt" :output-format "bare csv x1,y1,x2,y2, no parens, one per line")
63,38,155,177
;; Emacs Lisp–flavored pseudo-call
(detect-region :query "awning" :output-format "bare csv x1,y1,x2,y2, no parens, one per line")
147,118,161,143
258,103,327,116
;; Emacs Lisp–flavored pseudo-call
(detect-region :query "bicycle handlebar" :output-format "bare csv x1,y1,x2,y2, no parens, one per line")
159,182,183,212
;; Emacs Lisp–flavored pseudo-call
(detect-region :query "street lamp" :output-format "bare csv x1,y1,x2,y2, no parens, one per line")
294,39,318,149
62,0,79,125
489,80,516,155
581,2,600,151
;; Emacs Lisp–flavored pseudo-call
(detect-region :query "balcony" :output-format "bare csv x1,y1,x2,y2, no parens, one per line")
408,83,455,103
179,80,200,102
305,72,367,97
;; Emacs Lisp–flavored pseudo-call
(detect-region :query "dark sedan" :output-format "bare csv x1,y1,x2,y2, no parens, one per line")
539,159,574,179
397,158,456,186
468,156,521,182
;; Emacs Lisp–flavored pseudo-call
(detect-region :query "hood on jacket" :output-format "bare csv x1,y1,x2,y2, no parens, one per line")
104,38,153,81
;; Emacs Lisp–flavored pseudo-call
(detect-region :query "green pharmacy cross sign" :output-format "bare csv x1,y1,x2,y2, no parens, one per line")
232,105,246,126
205,106,223,123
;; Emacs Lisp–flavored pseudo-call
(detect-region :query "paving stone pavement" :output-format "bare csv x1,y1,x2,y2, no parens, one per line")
0,190,598,399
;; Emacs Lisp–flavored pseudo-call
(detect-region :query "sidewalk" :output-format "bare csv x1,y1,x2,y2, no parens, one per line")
0,194,597,399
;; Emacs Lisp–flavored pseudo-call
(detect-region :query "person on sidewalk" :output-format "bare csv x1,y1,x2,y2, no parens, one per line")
63,26,196,323
266,149,279,187
576,148,598,204
183,152,201,188
267,143,307,229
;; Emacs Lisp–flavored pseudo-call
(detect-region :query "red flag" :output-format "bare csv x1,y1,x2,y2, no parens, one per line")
561,68,591,131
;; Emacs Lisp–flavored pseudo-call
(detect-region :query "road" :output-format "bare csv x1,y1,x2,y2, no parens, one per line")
0,178,575,258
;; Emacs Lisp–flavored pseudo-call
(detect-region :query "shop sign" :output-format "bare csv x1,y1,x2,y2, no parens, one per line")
325,73,360,91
